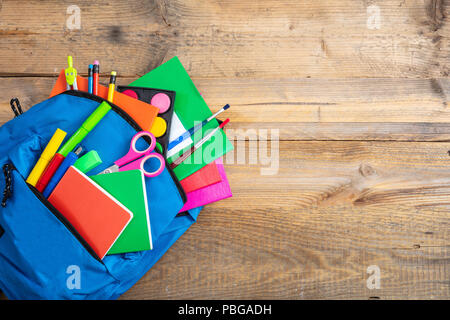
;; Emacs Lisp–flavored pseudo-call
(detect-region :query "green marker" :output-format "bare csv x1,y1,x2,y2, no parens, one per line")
74,150,102,173
58,101,111,157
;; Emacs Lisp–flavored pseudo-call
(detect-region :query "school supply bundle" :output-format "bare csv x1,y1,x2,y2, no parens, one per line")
0,55,233,300
48,166,133,260
130,56,234,180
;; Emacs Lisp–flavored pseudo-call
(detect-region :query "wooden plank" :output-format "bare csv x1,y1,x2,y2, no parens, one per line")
0,0,448,78
119,140,449,299
0,0,448,301
0,140,447,299
0,77,448,141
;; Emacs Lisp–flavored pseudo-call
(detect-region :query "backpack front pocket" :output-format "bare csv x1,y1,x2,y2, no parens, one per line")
0,138,119,299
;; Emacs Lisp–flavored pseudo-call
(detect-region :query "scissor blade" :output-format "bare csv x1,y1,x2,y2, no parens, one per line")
100,164,119,175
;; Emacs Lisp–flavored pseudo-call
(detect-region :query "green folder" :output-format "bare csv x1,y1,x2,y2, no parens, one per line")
130,56,234,180
90,170,152,254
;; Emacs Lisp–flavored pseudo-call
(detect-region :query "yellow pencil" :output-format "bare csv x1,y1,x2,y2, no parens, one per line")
26,128,66,186
107,71,117,103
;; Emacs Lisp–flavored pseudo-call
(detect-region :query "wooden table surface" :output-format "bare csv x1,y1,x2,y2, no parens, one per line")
0,0,448,300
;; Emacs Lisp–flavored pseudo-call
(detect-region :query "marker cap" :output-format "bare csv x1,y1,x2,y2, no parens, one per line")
41,128,67,161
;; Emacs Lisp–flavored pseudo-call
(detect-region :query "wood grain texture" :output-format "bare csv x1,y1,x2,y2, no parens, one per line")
0,77,449,141
121,141,449,299
0,0,448,78
0,0,448,300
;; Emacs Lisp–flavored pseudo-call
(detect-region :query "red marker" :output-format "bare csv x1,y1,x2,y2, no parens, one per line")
92,60,99,95
35,153,65,192
170,118,230,169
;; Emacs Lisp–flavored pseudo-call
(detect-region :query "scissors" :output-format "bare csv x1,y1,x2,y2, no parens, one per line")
100,131,165,177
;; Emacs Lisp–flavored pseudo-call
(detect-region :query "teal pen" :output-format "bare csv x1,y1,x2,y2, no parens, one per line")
88,64,93,94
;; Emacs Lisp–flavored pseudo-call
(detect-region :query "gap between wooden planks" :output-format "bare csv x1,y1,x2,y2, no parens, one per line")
0,76,449,141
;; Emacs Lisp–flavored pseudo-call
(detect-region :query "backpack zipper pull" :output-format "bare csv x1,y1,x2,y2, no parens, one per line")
10,98,24,117
2,164,14,207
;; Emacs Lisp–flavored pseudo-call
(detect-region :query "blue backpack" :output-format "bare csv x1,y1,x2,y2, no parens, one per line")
0,91,202,299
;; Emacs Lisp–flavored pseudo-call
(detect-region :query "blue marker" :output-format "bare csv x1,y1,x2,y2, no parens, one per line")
168,104,230,151
42,147,82,198
88,64,93,94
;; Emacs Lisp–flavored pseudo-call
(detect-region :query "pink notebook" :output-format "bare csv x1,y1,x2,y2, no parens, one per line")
179,160,232,212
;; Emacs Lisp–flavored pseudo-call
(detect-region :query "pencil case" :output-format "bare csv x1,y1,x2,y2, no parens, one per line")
0,91,201,299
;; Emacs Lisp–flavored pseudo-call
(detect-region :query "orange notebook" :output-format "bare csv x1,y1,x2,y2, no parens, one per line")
49,70,158,131
48,166,133,259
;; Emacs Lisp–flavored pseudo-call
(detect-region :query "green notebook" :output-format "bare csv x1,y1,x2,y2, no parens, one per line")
130,56,234,180
90,170,152,254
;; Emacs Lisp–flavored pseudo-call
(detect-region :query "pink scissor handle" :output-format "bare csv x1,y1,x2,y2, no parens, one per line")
115,131,156,167
120,153,165,177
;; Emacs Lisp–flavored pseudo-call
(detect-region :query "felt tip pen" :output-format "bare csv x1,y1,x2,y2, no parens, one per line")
88,64,93,94
37,102,112,191
42,147,82,198
93,60,99,95
107,71,117,103
35,153,65,192
26,128,67,187
168,104,230,151
170,118,230,169
58,101,112,157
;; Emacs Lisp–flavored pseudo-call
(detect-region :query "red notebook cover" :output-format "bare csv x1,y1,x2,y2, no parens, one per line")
180,162,222,193
48,166,133,259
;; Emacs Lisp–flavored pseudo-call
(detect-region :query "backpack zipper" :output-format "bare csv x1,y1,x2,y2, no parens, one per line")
1,163,15,207
1,163,102,262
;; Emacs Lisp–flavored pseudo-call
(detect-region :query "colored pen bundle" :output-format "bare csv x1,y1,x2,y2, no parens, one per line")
25,56,233,259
